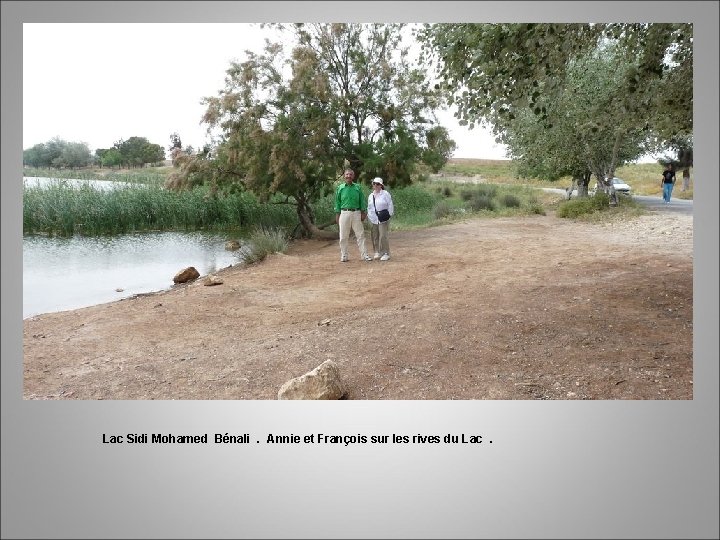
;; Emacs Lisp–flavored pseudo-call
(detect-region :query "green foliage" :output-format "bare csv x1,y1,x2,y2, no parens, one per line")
24,136,166,170
391,184,438,213
239,227,290,264
23,137,93,168
380,179,546,227
556,192,612,218
559,191,644,221
418,23,600,130
466,194,496,212
23,181,297,237
431,200,454,219
100,149,123,168
172,23,451,237
475,184,498,198
528,202,546,215
109,136,166,168
419,23,693,178
421,126,458,173
500,194,522,208
505,44,647,186
459,188,474,201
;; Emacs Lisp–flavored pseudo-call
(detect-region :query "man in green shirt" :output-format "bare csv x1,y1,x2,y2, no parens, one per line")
334,169,372,262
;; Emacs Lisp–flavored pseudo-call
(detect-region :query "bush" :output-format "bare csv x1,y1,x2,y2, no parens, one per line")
432,201,454,219
500,193,522,208
556,192,611,218
466,194,496,212
475,184,498,198
528,202,546,215
392,185,437,212
240,226,290,264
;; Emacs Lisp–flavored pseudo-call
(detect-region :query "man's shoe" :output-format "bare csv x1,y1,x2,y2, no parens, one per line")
362,254,373,262
340,256,349,262
373,253,381,260
380,254,390,261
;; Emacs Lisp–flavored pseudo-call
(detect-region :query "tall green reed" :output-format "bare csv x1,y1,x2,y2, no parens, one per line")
23,181,300,237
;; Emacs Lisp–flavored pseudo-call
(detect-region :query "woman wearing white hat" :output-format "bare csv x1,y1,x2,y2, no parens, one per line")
367,177,394,261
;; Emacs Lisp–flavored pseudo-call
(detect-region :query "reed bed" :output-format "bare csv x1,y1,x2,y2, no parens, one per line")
23,181,299,237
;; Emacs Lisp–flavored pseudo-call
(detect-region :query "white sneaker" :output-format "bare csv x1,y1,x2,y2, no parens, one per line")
362,254,373,262
373,253,381,260
380,254,390,261
340,255,349,262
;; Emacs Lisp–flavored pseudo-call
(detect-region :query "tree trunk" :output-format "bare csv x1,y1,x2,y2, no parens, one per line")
297,205,338,240
566,173,592,199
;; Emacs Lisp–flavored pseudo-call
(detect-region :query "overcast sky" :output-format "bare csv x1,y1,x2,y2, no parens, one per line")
23,23,509,160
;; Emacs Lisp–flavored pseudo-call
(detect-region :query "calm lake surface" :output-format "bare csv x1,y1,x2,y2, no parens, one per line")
23,177,242,319
23,231,242,319
24,176,136,190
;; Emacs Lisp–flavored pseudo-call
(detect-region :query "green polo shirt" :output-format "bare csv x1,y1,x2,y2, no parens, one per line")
334,182,367,213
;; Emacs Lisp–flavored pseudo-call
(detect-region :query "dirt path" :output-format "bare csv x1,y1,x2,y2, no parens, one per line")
23,211,693,400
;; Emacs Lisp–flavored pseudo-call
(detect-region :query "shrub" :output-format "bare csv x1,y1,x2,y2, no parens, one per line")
392,185,437,212
240,226,290,264
500,193,522,208
466,194,496,212
432,201,454,219
528,202,546,215
556,192,611,218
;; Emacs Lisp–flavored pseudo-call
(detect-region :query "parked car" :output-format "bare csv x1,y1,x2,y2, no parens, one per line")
588,177,631,196
609,177,631,194
568,177,631,198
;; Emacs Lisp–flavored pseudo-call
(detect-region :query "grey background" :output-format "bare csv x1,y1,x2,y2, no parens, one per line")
2,2,718,538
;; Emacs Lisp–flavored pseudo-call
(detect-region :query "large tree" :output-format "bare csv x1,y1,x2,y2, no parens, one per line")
418,23,693,187
169,23,450,238
505,44,647,201
113,136,166,168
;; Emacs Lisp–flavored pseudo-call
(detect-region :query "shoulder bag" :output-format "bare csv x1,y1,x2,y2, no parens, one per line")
373,195,391,223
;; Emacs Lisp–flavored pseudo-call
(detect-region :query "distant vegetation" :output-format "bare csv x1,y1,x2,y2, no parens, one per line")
23,136,166,169
440,158,693,200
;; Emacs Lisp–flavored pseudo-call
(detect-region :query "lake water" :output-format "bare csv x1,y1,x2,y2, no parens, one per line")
23,231,242,319
24,176,137,191
23,177,243,319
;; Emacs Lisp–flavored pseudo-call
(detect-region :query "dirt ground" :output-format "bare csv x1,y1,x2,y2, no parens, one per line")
23,210,693,400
